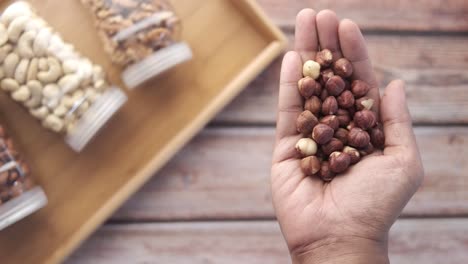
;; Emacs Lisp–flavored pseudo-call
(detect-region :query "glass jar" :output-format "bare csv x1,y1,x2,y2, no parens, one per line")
81,0,193,88
0,125,47,231
0,2,128,152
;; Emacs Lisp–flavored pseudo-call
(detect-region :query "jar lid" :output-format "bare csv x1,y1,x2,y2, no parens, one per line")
65,87,128,152
0,186,48,231
122,42,193,89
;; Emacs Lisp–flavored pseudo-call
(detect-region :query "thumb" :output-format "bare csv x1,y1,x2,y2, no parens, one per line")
380,80,418,157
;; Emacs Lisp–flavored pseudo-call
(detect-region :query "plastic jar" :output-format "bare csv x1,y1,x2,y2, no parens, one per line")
0,2,128,152
0,125,47,231
81,0,193,88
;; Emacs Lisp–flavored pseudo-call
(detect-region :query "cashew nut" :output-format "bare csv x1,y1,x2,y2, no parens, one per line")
1,78,19,92
3,53,20,78
61,95,74,108
14,58,30,84
0,24,7,46
85,88,99,103
33,27,52,57
7,15,29,43
94,79,107,92
76,101,90,116
37,57,63,84
42,83,60,99
11,85,31,102
24,80,42,109
1,2,32,26
27,58,38,82
53,103,69,117
66,121,77,135
55,43,77,61
92,65,105,82
62,59,79,74
42,114,64,133
0,44,13,63
38,57,49,71
17,30,36,58
47,34,65,55
58,74,81,93
25,18,46,32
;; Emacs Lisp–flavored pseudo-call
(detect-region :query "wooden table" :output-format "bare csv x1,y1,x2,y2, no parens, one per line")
67,1,468,263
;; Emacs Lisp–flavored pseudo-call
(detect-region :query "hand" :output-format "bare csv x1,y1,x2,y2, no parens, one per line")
271,9,424,264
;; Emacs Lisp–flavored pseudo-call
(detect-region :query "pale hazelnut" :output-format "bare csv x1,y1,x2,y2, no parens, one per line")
316,49,333,67
325,75,345,96
298,77,320,98
296,110,319,135
351,80,370,98
321,138,344,156
370,126,385,149
319,161,335,181
329,151,351,173
348,127,370,148
312,124,334,144
321,96,338,115
334,128,349,145
355,97,374,111
303,60,321,79
336,91,354,109
336,109,351,127
343,146,360,164
295,138,318,157
320,115,339,131
333,58,353,78
304,96,321,115
301,156,321,175
354,110,377,130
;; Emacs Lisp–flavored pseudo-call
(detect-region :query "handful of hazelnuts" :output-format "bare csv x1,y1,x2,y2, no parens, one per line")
296,49,385,181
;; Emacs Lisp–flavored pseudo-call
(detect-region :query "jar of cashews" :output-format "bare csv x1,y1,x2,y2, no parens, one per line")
0,2,128,152
0,125,47,231
81,0,193,88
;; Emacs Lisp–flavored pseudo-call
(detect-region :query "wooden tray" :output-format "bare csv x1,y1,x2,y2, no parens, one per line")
0,0,286,263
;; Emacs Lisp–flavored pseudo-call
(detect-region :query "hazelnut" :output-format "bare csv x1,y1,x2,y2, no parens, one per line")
359,143,375,156
320,115,339,131
355,97,374,111
336,109,351,127
337,90,355,108
300,156,321,175
296,110,319,135
321,96,338,115
329,151,351,173
346,121,356,131
295,138,318,157
316,49,333,67
320,68,334,85
303,60,321,79
370,126,385,149
312,124,334,144
325,75,345,96
304,96,322,115
298,77,320,98
334,128,349,145
321,138,344,156
344,79,351,90
348,127,370,148
320,89,329,101
354,110,377,130
351,80,370,98
343,146,360,164
333,58,353,78
319,161,335,181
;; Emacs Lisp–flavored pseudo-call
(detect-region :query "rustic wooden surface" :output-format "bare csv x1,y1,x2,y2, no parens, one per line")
68,0,468,263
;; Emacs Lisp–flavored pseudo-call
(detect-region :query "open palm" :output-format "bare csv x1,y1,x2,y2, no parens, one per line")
271,9,424,263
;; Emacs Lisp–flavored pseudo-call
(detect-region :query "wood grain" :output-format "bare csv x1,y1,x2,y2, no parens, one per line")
113,127,468,221
67,219,468,264
216,33,468,124
256,0,468,32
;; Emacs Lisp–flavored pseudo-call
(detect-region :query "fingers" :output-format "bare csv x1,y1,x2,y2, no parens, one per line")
316,10,342,60
295,9,319,61
380,80,418,157
276,51,303,143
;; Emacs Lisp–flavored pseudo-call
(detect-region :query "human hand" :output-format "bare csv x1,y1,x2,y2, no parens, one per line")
271,9,424,264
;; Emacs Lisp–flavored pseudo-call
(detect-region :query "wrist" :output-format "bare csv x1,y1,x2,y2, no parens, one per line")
290,235,389,264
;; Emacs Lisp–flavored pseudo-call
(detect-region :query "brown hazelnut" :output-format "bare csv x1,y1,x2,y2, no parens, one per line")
320,68,334,85
344,79,351,90
321,138,344,156
359,143,375,156
325,75,345,96
300,156,321,175
370,126,385,149
312,124,334,144
347,107,356,117
329,151,351,173
316,49,333,67
320,115,339,131
337,90,355,108
319,161,335,181
304,96,322,115
295,138,318,157
321,96,338,115
303,60,321,79
336,109,351,127
333,58,353,78
343,146,360,164
298,77,320,98
334,128,349,145
351,80,370,98
296,110,319,135
348,127,370,148
346,121,356,131
320,89,329,101
355,97,375,111
354,110,377,130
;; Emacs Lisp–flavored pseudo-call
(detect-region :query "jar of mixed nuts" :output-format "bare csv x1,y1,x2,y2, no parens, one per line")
81,0,193,88
0,125,47,231
0,2,128,152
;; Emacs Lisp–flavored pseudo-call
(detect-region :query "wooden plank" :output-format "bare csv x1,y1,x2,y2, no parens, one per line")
112,127,468,221
215,33,468,124
67,219,468,264
256,0,468,32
